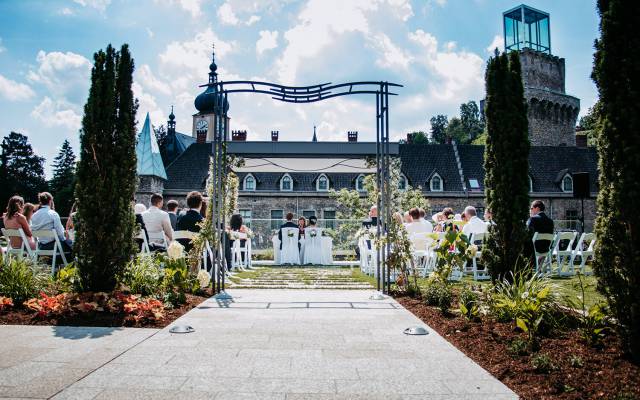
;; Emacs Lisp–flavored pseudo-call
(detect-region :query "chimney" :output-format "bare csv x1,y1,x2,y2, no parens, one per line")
196,131,207,144
406,133,414,144
271,130,279,142
232,130,247,141
575,133,588,148
347,131,358,142
446,136,452,145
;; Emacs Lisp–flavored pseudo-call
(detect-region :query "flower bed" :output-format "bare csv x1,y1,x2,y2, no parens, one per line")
397,294,640,399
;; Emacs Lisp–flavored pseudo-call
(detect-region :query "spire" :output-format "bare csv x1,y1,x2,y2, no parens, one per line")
208,43,218,84
167,105,176,133
136,113,167,180
312,125,317,142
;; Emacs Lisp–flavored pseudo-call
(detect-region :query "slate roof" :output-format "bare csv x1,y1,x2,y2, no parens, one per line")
136,113,167,179
163,142,599,195
399,144,463,192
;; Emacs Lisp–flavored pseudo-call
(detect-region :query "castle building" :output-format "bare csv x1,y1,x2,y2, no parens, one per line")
136,4,597,236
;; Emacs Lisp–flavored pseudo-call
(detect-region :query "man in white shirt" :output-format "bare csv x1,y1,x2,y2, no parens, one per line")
31,192,73,252
405,207,433,235
142,193,173,246
462,206,487,239
418,208,433,230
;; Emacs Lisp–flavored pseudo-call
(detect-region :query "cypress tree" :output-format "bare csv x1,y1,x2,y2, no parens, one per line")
75,44,138,291
483,50,531,282
49,140,76,216
592,0,640,362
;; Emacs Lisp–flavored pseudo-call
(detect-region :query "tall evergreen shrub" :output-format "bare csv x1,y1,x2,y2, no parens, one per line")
75,44,138,291
483,51,531,282
592,0,640,362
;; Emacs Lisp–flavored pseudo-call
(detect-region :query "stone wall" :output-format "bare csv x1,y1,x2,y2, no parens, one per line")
135,175,165,206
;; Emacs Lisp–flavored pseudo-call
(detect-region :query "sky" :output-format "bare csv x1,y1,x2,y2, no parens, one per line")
0,0,600,176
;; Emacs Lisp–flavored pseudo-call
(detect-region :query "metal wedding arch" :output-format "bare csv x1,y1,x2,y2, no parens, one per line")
205,79,402,295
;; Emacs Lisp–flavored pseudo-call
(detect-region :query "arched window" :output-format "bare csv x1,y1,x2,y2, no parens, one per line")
430,173,443,192
243,174,256,191
280,174,293,191
356,174,366,192
562,174,573,193
398,174,407,191
316,174,329,191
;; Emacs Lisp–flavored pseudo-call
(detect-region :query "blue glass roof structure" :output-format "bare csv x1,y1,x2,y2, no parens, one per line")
136,113,167,179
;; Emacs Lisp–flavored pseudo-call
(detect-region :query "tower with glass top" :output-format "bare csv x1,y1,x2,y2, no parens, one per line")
502,4,580,146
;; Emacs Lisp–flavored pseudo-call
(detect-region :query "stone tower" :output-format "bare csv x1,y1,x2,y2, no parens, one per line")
135,113,166,204
193,45,230,143
503,4,580,146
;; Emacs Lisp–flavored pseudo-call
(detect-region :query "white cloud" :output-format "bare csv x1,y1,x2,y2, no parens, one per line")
132,82,165,129
218,3,239,25
0,38,5,53
486,34,504,54
27,50,91,103
59,7,74,16
146,27,154,38
153,0,202,18
0,74,36,101
30,97,82,130
256,30,279,56
73,0,111,12
370,33,412,70
136,64,171,96
246,15,261,26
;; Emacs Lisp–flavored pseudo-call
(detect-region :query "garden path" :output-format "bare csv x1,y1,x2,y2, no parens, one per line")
51,289,518,399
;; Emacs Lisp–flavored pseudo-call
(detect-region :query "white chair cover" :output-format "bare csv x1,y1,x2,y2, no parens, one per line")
272,236,281,264
469,232,490,280
303,228,323,265
2,228,34,259
147,230,169,249
231,231,249,270
280,228,300,265
32,229,68,275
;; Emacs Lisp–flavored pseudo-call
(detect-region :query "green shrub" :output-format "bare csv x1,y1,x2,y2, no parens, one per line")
118,255,164,296
569,354,584,368
458,286,480,321
531,353,555,373
0,257,49,304
489,270,560,344
161,255,199,306
424,279,453,313
54,264,83,293
508,338,529,357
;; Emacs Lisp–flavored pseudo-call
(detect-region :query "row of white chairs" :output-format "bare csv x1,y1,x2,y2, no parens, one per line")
533,231,595,276
1,228,69,274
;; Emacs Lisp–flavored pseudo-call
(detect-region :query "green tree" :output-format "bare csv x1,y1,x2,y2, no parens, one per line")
49,140,76,216
75,44,138,291
483,50,531,283
429,115,448,144
591,0,640,362
460,100,485,142
0,132,47,207
445,117,468,143
404,131,429,144
577,101,601,146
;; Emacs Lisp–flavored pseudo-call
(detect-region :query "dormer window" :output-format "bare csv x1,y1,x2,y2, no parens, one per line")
398,174,407,191
430,173,443,192
317,174,329,191
243,174,256,191
356,174,366,192
562,173,573,193
280,173,293,191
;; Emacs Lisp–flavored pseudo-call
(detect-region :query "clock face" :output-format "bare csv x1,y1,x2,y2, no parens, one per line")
196,119,208,131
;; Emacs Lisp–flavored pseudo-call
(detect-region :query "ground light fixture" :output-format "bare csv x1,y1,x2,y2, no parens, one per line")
403,326,429,335
169,325,195,334
369,292,386,300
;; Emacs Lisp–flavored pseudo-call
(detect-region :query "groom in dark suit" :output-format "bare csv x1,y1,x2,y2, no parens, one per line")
278,212,298,249
176,191,203,250
527,200,554,253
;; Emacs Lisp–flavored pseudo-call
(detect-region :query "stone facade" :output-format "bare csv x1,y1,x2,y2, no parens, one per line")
519,48,580,146
135,175,165,205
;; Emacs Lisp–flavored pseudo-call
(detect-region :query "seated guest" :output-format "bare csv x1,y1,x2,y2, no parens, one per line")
403,211,413,224
278,212,298,249
199,199,208,219
31,192,72,253
166,200,179,230
392,212,404,227
229,213,247,261
308,216,318,228
405,207,433,234
23,203,36,223
176,191,204,233
133,201,149,250
363,205,378,228
298,216,306,236
3,196,36,250
527,200,554,253
65,203,77,241
484,208,495,226
461,206,487,238
142,193,173,246
418,208,432,230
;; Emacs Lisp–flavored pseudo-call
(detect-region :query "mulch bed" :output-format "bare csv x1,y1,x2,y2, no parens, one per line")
0,289,212,329
396,295,640,400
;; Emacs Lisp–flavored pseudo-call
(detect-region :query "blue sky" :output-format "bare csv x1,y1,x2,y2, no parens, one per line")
0,0,599,176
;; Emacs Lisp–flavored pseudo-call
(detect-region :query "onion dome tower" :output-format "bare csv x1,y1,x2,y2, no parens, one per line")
193,45,230,143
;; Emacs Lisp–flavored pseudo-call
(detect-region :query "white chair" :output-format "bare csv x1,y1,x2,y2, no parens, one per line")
469,232,490,281
532,232,556,275
230,232,249,271
409,233,432,277
570,233,596,275
280,227,300,265
135,230,150,254
173,230,195,242
32,230,69,275
2,228,34,259
272,236,281,264
552,231,578,276
147,230,169,249
303,227,324,265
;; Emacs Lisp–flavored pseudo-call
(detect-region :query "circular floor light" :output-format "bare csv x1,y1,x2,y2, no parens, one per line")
403,326,429,335
169,325,195,334
369,292,386,300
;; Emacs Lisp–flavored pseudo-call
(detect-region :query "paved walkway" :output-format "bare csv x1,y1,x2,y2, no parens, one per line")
2,290,517,399
229,267,373,289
